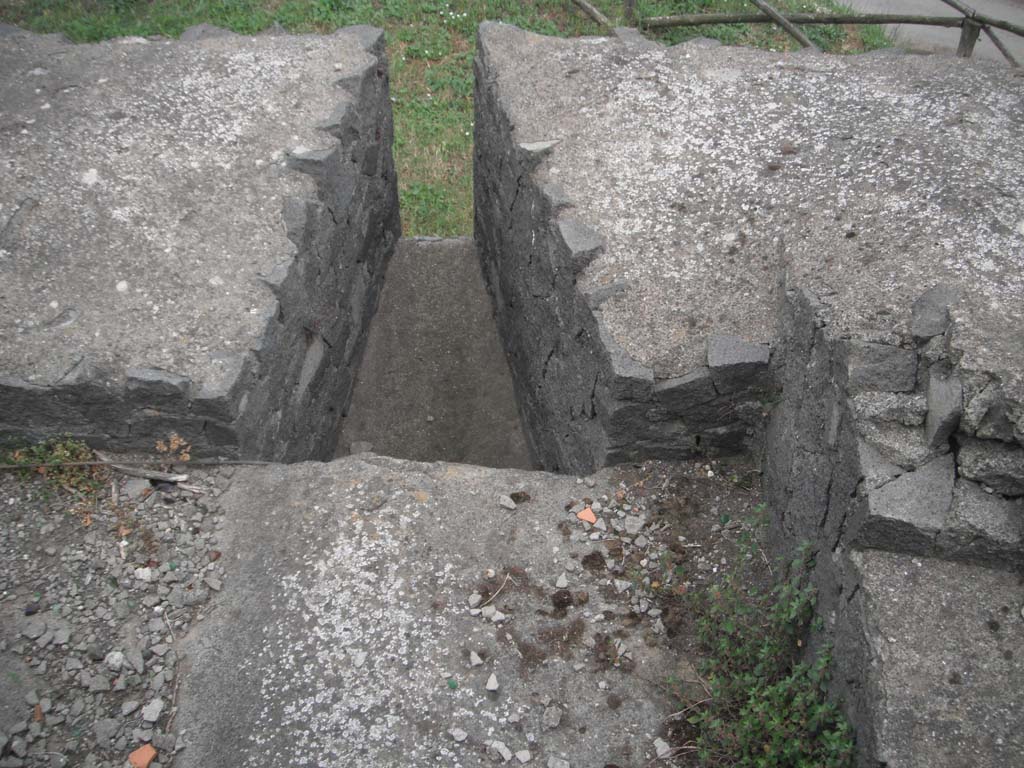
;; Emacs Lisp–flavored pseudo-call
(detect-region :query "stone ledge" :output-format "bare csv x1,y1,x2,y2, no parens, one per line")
474,23,774,473
0,25,400,458
831,550,1023,768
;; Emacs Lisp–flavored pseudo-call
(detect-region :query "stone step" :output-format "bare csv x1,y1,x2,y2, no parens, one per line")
174,457,675,767
853,451,1023,569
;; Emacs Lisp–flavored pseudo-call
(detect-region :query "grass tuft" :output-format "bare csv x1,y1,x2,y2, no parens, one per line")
2,436,107,500
676,537,855,767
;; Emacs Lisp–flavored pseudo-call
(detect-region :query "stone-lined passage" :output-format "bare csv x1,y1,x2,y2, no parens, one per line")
337,236,532,469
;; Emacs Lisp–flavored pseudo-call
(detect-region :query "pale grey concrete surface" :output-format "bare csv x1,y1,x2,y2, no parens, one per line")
175,457,675,768
477,25,1024,380
847,0,1024,64
0,26,400,459
475,23,1024,476
838,549,1024,768
337,237,533,469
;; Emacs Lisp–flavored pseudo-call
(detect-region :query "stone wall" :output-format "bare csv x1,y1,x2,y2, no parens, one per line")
474,25,771,475
233,28,400,462
0,26,399,460
472,24,1023,766
765,272,1023,764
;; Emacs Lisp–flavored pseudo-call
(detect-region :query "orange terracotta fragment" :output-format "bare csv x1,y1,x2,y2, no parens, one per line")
576,506,597,525
129,744,157,768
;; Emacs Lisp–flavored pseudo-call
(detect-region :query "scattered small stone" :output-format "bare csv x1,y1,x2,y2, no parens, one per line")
141,699,164,723
547,758,570,768
555,573,568,589
93,718,120,748
486,740,513,762
88,674,111,693
152,732,176,753
10,738,27,758
486,673,500,692
515,749,532,764
449,728,468,743
127,649,146,674
542,706,562,730
105,651,125,672
122,700,140,717
498,495,517,511
469,651,484,667
624,516,644,535
654,737,672,759
468,593,483,608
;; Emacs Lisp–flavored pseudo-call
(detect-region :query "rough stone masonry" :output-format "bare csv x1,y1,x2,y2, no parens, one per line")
0,24,400,460
474,23,1023,767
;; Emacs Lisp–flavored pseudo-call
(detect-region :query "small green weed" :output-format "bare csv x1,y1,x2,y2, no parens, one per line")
2,436,107,500
683,542,854,767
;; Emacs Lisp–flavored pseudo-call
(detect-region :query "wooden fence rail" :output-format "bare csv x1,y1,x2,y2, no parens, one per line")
642,12,965,31
579,0,1024,68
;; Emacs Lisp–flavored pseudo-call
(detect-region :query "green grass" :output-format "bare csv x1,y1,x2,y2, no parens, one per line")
637,1,891,53
677,540,854,767
2,436,107,499
0,1,889,235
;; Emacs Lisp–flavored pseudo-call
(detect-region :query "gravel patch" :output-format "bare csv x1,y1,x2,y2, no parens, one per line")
0,462,232,767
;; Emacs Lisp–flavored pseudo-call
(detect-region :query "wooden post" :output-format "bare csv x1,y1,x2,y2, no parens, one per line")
624,0,636,25
958,18,982,57
748,0,820,51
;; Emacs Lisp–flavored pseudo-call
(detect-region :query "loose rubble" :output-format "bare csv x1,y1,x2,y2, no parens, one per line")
0,464,232,767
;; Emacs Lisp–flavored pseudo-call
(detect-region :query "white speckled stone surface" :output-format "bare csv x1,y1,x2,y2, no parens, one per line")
480,25,1024,417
